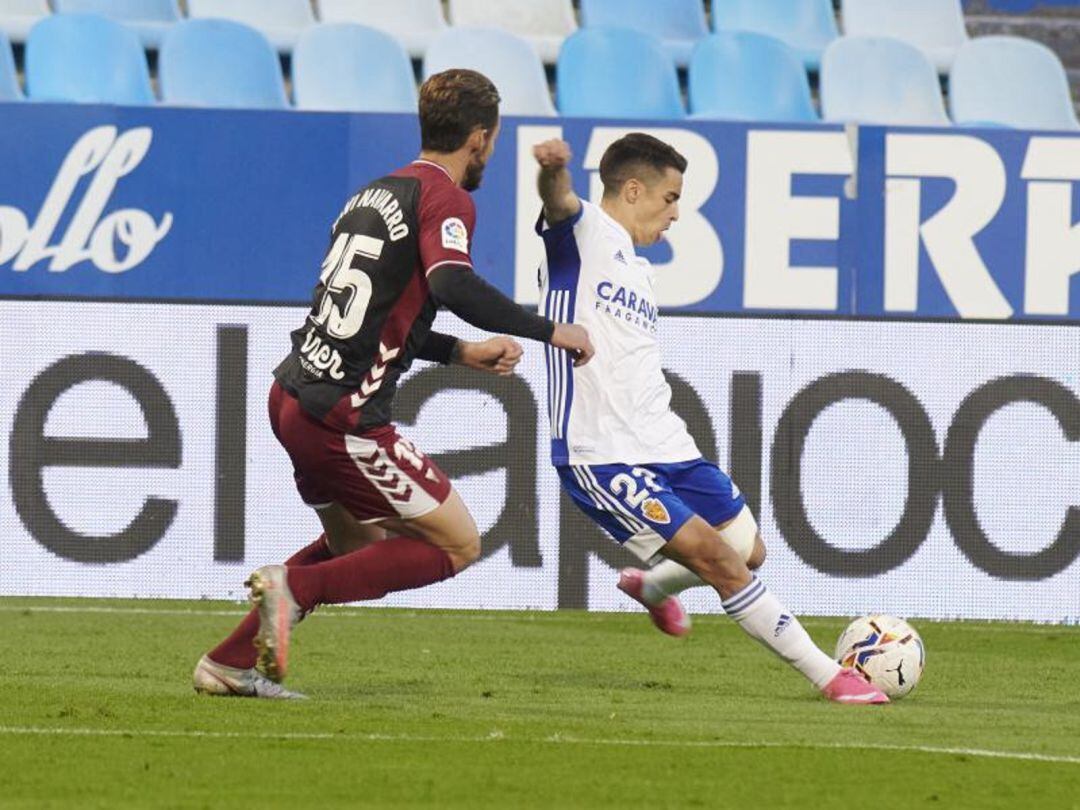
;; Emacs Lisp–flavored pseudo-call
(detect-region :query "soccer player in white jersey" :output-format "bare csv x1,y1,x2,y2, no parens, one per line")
533,134,888,704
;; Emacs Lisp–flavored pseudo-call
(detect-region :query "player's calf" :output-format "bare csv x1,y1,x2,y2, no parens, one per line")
665,517,753,599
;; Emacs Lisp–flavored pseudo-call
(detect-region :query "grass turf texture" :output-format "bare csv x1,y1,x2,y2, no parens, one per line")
1,598,1078,809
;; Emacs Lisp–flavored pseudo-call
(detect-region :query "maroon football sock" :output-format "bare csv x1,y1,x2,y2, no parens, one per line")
285,536,455,610
207,534,333,669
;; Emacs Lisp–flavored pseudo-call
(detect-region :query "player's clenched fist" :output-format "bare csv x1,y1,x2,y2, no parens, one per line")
457,336,524,376
533,139,572,169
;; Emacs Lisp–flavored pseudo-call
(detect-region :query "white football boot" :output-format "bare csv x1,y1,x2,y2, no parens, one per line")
192,655,307,699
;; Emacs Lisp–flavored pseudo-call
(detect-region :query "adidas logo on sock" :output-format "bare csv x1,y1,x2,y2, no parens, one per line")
774,614,792,637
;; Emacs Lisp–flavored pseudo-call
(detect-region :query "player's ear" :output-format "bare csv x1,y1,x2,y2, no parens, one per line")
624,178,641,204
466,126,487,153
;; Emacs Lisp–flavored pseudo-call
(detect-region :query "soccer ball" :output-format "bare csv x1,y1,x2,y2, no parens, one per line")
835,614,925,699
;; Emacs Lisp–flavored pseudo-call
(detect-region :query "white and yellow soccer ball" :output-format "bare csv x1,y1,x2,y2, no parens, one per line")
835,614,925,699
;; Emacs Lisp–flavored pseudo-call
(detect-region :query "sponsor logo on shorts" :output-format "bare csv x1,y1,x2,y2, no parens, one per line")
642,498,670,524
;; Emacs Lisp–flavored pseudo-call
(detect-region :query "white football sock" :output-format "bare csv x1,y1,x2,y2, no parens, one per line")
721,576,840,690
641,560,705,604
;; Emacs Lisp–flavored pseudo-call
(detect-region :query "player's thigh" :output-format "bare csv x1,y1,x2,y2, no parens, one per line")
379,488,481,571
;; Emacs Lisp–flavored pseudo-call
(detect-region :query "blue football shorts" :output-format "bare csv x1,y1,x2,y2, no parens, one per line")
556,458,746,561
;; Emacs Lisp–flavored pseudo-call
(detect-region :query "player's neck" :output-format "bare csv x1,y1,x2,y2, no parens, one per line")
600,198,640,246
416,151,468,187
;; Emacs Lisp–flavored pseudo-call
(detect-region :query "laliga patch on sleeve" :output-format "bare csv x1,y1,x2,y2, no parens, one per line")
441,217,469,254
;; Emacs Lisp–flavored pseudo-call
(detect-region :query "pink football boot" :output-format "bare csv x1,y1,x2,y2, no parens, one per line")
617,568,691,637
822,668,890,704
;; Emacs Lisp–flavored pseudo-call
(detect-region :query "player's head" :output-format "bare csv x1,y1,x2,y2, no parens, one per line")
419,69,501,191
599,133,686,246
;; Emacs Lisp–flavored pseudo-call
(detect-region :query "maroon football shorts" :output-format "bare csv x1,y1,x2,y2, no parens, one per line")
268,381,452,521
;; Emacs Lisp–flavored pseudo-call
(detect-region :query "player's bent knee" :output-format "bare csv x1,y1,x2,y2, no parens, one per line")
452,533,482,570
715,507,759,564
747,534,767,570
437,525,481,572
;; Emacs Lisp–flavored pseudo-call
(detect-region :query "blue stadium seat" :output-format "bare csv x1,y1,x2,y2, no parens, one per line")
316,0,446,60
424,27,555,116
448,0,576,65
689,31,817,122
557,27,684,119
25,13,154,104
712,0,838,71
0,0,50,44
0,29,22,99
950,35,1080,130
821,35,950,126
579,0,707,67
159,18,288,109
842,0,969,73
186,0,314,53
53,0,180,49
293,23,416,113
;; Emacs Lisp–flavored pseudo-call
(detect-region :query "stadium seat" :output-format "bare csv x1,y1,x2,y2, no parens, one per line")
689,31,817,122
712,0,838,71
424,27,555,116
557,27,684,119
579,0,707,67
0,0,50,44
448,0,576,64
950,35,1080,130
293,23,416,113
316,0,446,60
53,0,180,49
841,0,969,73
186,0,314,53
159,18,288,109
25,13,154,104
0,30,22,99
820,35,950,126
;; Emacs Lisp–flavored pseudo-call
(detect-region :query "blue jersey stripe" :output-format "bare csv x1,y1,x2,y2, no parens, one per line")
539,208,583,465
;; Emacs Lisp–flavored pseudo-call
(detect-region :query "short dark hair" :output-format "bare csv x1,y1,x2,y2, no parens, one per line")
599,133,688,197
418,69,501,153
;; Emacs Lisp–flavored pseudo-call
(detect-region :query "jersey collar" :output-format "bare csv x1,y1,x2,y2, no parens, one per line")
411,159,454,181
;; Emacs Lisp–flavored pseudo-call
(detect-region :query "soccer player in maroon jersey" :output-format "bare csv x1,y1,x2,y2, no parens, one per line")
193,69,593,698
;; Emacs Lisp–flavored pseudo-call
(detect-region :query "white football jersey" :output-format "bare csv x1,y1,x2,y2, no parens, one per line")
537,200,700,466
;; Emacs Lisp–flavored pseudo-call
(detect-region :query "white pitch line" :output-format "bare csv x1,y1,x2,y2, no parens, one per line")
0,725,1077,765
0,604,1077,633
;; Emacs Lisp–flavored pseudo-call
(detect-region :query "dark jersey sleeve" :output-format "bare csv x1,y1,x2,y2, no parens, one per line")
418,182,476,276
416,330,458,364
428,264,555,342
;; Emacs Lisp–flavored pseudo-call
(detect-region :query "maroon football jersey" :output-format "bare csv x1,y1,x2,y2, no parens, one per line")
274,160,475,432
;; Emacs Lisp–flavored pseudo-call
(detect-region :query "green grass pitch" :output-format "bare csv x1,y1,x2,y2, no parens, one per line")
2,598,1078,809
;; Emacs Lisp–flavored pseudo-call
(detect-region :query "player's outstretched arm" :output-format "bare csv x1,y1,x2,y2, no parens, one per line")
428,264,594,366
533,139,582,225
